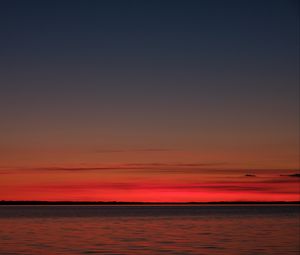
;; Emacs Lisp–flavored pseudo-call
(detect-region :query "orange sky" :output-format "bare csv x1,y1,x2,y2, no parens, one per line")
0,127,299,202
0,157,299,201
0,0,299,202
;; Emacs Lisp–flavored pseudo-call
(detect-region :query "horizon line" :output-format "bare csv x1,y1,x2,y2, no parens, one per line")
1,200,299,205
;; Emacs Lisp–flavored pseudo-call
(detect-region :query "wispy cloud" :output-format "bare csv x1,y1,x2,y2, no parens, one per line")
18,181,299,195
93,148,176,153
1,165,298,181
0,171,10,175
244,174,257,177
280,173,300,178
1,162,229,173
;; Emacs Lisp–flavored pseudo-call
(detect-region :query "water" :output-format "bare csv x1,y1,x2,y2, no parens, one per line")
0,205,299,255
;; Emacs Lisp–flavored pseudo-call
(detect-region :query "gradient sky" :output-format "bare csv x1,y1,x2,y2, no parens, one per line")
0,0,299,201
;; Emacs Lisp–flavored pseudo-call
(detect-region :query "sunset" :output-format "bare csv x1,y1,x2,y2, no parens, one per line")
1,165,299,202
0,0,299,203
0,0,299,254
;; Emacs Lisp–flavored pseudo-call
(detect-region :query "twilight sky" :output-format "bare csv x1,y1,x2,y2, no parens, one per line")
0,0,299,201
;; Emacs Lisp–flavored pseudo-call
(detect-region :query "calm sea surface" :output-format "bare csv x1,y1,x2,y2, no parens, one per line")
0,205,299,255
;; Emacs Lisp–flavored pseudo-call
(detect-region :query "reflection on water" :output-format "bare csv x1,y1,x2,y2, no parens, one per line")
0,206,299,255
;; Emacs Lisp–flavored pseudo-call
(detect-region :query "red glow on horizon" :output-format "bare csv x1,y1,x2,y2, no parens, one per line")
1,177,299,202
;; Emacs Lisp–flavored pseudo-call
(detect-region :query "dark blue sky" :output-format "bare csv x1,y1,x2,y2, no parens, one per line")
0,0,299,169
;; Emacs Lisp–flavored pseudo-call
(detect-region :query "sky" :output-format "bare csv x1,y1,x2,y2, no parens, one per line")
0,0,299,202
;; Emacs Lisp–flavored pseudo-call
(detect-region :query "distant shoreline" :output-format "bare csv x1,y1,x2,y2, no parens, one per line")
0,201,299,205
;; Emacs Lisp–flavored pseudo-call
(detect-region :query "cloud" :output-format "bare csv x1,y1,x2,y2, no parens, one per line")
244,174,256,177
5,162,229,173
256,178,300,184
280,173,300,178
134,149,176,152
93,148,176,153
93,150,127,153
2,165,298,181
21,181,298,195
124,162,228,168
0,171,10,175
